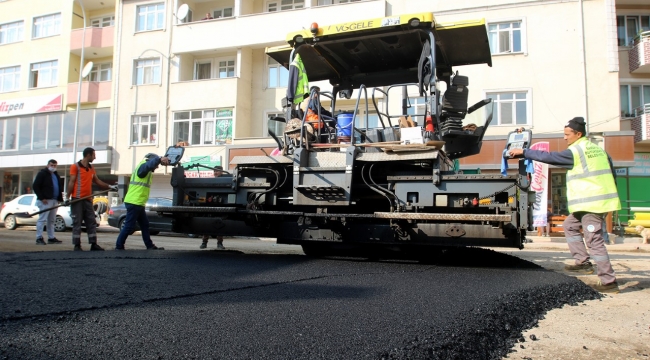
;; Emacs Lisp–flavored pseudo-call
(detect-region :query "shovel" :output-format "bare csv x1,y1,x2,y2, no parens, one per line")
14,189,111,218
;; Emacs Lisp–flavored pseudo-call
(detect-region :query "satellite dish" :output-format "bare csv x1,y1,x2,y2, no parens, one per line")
177,4,189,21
81,61,94,78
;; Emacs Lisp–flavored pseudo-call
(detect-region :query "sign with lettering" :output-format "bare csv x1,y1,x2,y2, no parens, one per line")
0,94,63,118
530,142,550,227
629,153,650,177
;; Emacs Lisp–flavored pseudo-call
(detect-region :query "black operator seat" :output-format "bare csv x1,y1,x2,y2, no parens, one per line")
441,74,469,120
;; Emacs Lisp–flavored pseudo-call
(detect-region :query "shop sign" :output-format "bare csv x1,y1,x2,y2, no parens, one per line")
629,153,650,176
0,94,63,117
530,142,550,226
183,155,222,178
615,168,627,176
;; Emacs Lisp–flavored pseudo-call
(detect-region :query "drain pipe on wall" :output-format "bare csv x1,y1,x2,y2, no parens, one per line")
579,0,590,136
111,0,124,172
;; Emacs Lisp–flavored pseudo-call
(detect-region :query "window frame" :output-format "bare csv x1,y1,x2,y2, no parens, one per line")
486,18,526,56
90,15,115,28
194,59,213,80
267,57,288,88
32,13,62,39
133,57,162,85
173,108,233,146
135,3,165,33
88,62,112,82
617,14,650,47
216,57,236,79
265,111,285,137
620,83,650,118
212,7,234,18
29,59,58,89
266,0,305,12
0,20,24,45
130,114,159,146
317,0,361,5
484,89,532,126
0,65,20,93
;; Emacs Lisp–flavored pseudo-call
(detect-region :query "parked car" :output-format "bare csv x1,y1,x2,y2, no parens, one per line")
1,194,98,232
107,197,174,235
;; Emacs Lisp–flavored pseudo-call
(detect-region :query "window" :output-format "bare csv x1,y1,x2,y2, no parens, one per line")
617,15,650,46
32,13,61,38
133,58,161,85
174,109,233,145
487,91,529,125
0,117,17,150
136,3,165,32
91,15,115,28
212,7,233,18
620,84,650,117
268,58,288,88
30,60,58,88
317,0,361,4
267,112,285,136
18,195,34,206
218,59,235,78
195,60,212,80
488,21,522,55
0,20,24,44
131,115,158,145
267,0,304,12
88,62,112,82
0,66,20,93
407,96,428,118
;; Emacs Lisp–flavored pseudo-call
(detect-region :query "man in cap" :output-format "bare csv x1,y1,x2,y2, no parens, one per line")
508,117,621,293
115,153,170,250
200,166,226,250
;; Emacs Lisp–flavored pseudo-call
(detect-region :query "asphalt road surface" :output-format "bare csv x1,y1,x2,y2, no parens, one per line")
0,227,600,359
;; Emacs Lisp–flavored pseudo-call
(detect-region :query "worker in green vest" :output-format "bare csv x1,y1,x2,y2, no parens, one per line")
115,153,170,250
286,53,309,106
508,117,621,293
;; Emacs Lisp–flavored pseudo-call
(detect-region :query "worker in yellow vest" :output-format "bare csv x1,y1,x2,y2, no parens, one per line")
508,117,621,293
286,53,309,107
115,153,170,250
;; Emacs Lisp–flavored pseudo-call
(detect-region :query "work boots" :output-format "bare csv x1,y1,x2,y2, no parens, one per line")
564,262,594,275
593,280,620,294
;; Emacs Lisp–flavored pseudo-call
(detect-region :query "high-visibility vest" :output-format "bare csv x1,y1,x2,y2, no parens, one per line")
566,137,621,213
124,159,152,206
290,54,309,105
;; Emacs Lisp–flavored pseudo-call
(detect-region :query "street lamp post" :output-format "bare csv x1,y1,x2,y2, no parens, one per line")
72,0,92,164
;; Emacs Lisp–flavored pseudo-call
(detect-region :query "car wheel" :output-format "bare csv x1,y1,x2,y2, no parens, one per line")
54,216,67,232
119,218,136,235
4,214,18,230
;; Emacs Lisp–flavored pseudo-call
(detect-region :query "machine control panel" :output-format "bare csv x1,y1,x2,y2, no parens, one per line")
164,146,185,166
504,129,532,158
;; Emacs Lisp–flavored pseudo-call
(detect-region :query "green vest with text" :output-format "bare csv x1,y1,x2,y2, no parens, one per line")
124,159,152,206
566,137,621,213
290,54,309,104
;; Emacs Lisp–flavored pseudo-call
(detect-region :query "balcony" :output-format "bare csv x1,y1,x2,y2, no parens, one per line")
630,103,650,142
172,0,385,54
629,31,650,73
70,26,114,59
67,81,112,104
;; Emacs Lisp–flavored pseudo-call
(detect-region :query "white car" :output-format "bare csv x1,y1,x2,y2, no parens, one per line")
1,194,97,232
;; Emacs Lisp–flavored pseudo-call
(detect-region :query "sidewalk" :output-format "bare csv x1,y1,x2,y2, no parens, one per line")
524,234,649,252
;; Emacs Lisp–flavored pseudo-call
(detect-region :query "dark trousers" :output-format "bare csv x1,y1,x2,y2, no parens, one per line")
115,203,153,249
71,199,97,245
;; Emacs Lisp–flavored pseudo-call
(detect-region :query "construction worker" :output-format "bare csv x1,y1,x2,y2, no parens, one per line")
508,117,621,293
200,166,226,250
286,53,309,108
114,153,170,250
66,147,116,251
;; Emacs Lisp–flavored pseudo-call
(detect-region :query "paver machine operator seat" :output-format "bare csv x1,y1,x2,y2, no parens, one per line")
440,74,469,133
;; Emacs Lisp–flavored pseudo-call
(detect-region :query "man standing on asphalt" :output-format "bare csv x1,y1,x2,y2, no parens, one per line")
115,153,169,250
200,166,226,250
508,117,621,293
66,147,116,251
32,159,64,245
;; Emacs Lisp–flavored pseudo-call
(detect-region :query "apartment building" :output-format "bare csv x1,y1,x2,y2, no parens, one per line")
2,0,648,217
0,0,117,206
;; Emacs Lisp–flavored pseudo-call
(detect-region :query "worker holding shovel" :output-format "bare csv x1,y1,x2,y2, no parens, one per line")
32,159,64,245
66,147,117,251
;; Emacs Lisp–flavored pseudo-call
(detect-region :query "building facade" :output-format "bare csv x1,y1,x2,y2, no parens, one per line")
1,0,649,221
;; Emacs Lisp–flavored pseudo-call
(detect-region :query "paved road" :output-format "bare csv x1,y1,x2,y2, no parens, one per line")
0,227,599,359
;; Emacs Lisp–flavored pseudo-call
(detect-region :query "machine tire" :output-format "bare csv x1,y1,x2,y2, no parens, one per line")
54,216,67,232
93,198,108,215
301,244,330,257
4,214,18,230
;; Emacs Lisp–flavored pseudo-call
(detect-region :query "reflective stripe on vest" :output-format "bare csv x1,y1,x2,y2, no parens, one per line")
566,137,621,213
290,54,309,104
124,159,152,206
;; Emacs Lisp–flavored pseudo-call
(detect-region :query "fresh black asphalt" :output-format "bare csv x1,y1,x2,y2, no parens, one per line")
0,247,599,359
